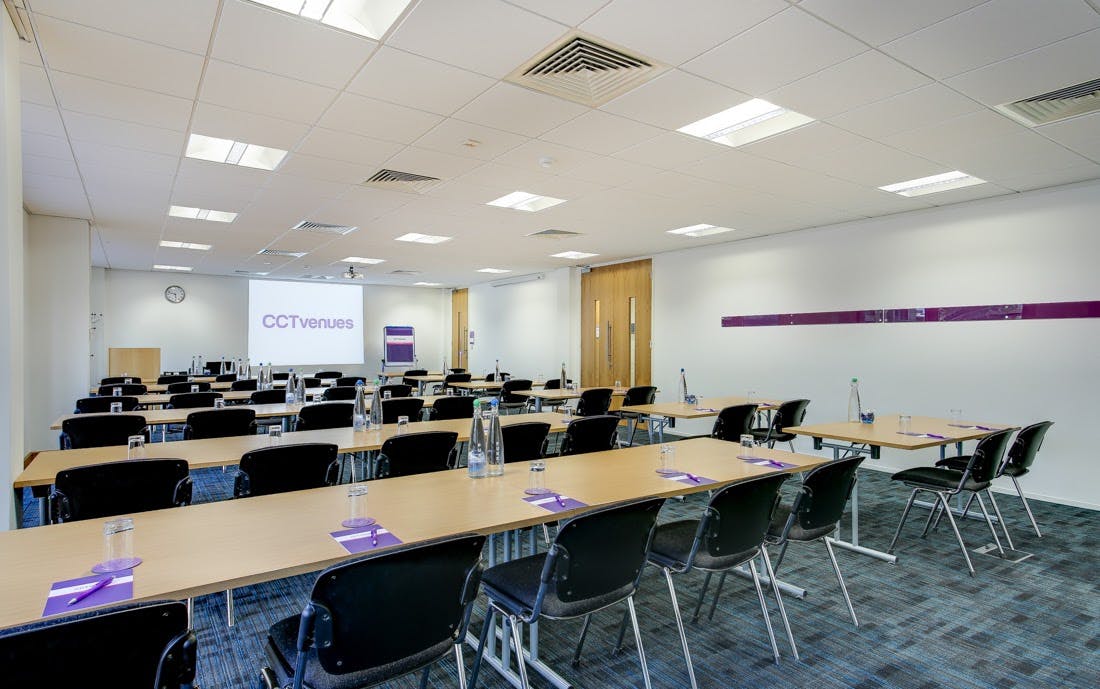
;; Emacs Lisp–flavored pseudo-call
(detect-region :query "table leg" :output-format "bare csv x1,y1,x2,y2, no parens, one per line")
816,441,898,564
535,397,543,413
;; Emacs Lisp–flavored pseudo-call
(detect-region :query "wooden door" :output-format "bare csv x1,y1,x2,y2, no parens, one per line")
580,259,651,387
451,289,469,370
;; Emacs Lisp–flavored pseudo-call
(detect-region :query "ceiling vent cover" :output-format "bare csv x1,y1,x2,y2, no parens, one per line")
389,269,421,275
507,33,664,107
258,248,308,258
997,77,1100,126
300,274,334,280
292,220,358,236
362,169,441,194
526,228,583,239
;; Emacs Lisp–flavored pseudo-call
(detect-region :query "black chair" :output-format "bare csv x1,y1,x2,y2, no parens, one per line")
157,375,188,385
167,392,222,409
501,422,550,463
60,414,147,449
235,443,340,498
710,404,759,442
433,373,471,395
576,388,613,417
484,372,510,382
0,601,197,688
559,415,620,456
470,498,665,689
166,381,211,394
766,456,864,625
272,372,290,381
301,377,322,389
888,429,1014,575
498,379,532,414
322,386,358,401
537,378,573,412
231,378,259,391
101,375,139,385
215,373,238,382
96,383,147,396
616,386,657,446
335,376,365,388
259,534,485,689
251,389,286,405
183,408,257,440
428,395,475,420
74,396,140,413
381,397,425,424
295,402,353,431
378,383,412,398
750,399,810,450
402,369,427,387
48,458,192,523
315,370,343,380
376,431,458,478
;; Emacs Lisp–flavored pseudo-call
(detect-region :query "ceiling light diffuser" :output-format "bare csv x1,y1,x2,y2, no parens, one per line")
414,282,442,286
678,99,814,148
395,233,452,244
486,191,566,212
159,240,212,251
666,224,735,238
878,171,986,197
185,133,287,171
477,268,511,274
168,205,238,223
551,251,599,259
248,0,412,40
341,256,385,264
153,264,193,272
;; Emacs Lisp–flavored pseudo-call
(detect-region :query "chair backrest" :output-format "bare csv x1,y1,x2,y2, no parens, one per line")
0,601,196,687
50,459,192,523
322,386,358,401
378,383,412,398
305,534,485,677
964,429,1014,484
377,431,457,478
501,422,550,463
272,372,290,381
622,386,657,407
167,392,222,409
543,378,573,391
381,397,425,424
235,443,339,497
157,375,188,385
231,378,259,391
214,373,237,382
74,396,140,414
711,404,759,442
301,377,322,388
441,373,471,388
166,381,211,393
97,383,147,396
335,376,364,388
560,415,620,456
60,414,147,449
250,389,286,405
184,408,257,440
770,399,810,433
315,371,343,379
1003,421,1054,475
101,376,139,385
500,379,532,404
402,369,427,386
449,367,466,374
576,388,613,416
694,473,788,568
790,456,865,533
295,402,353,431
429,395,475,420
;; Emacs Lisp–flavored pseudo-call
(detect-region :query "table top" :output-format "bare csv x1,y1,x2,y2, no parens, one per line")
131,388,331,407
516,387,629,400
19,412,570,488
451,380,547,391
0,437,827,630
785,414,1016,450
624,396,781,419
404,374,487,383
93,381,237,394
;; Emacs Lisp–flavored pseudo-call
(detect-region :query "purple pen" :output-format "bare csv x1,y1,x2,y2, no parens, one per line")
685,473,702,483
768,460,786,469
555,495,566,507
68,576,113,606
370,529,378,547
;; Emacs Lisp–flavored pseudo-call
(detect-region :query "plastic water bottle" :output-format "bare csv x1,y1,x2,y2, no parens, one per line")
678,368,688,403
848,378,862,422
468,399,487,478
295,375,306,404
368,385,383,430
560,362,567,390
285,370,297,404
486,399,505,476
494,359,501,382
352,381,367,431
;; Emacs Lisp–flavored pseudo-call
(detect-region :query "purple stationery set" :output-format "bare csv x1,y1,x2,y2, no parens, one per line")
662,472,717,486
523,494,587,513
897,432,952,440
42,570,135,617
330,523,403,554
737,456,797,470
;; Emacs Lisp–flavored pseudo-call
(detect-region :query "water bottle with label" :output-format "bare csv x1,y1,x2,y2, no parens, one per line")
285,370,297,405
486,399,505,477
368,386,383,430
678,368,688,404
494,359,501,382
468,399,487,478
295,374,306,404
847,378,862,423
352,381,367,431
560,362,567,390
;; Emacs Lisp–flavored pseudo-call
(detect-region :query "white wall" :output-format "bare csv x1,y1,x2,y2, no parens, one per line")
23,215,91,451
651,181,1100,509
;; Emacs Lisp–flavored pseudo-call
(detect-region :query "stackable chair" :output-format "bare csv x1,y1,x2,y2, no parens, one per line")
750,399,810,451
616,386,657,446
428,395,475,420
60,414,147,449
375,431,458,478
575,388,613,417
322,386,358,401
167,392,222,409
48,459,192,524
74,396,140,414
315,371,343,380
558,415,620,456
378,383,413,399
498,379,533,414
231,378,259,391
96,383,147,396
501,422,551,463
166,381,211,393
380,397,425,424
183,408,257,440
295,403,353,431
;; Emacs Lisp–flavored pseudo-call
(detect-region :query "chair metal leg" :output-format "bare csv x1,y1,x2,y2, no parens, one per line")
1012,476,1042,537
626,596,653,689
888,489,920,553
958,492,976,521
824,538,859,627
936,493,975,576
748,559,781,664
761,548,798,660
571,614,592,667
662,568,698,689
418,665,430,689
974,492,1004,556
919,497,941,538
986,490,1015,551
226,589,234,627
455,643,468,689
691,571,712,623
773,541,790,571
706,571,728,622
507,615,531,689
613,609,628,655
469,607,495,688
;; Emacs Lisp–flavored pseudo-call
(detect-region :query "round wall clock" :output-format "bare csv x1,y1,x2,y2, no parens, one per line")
164,285,186,304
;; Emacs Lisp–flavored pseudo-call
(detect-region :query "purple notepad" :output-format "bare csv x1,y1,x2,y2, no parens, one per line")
947,424,997,431
694,407,718,413
524,494,587,513
42,570,134,617
737,456,797,470
663,472,717,486
330,523,402,554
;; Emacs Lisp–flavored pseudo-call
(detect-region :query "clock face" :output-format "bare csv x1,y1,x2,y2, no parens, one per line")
165,285,186,304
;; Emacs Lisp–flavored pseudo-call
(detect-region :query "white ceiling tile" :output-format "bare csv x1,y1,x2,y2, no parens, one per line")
918,183,1014,207
540,110,662,155
71,140,179,176
600,69,749,130
797,140,946,187
798,0,987,46
200,59,337,124
278,153,381,184
1037,112,1100,163
50,72,193,130
62,111,184,155
581,0,788,65
884,110,1029,160
382,147,485,179
388,0,568,78
309,189,417,225
931,131,1094,182
296,127,406,166
212,0,375,89
453,82,588,137
994,162,1100,192
426,178,515,205
612,132,723,169
319,92,443,144
191,102,310,152
21,132,73,161
23,181,92,218
565,155,662,185
505,0,611,26
621,170,740,203
34,15,204,98
413,119,529,161
767,50,932,119
20,36,42,66
22,102,66,137
881,0,1100,79
739,122,867,166
261,173,350,203
29,0,219,54
346,46,494,116
494,139,601,174
23,153,79,179
20,64,54,106
173,159,270,206
827,83,983,139
682,7,865,95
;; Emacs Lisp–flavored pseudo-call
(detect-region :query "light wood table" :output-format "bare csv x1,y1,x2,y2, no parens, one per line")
132,388,330,407
51,403,302,430
622,396,782,442
404,374,487,395
450,380,547,396
0,437,827,633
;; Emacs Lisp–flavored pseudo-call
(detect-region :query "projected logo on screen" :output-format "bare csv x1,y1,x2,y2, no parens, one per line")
248,280,364,366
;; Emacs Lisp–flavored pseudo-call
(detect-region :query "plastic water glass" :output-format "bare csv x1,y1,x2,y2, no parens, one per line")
740,433,755,450
898,415,912,434
190,384,199,393
127,436,145,459
446,387,455,396
112,387,122,397
396,416,410,435
526,459,550,495
747,390,756,403
93,517,140,573
383,390,392,400
614,379,622,389
562,406,573,421
950,408,963,423
109,402,122,414
214,398,226,409
657,444,676,474
342,484,375,528
268,426,283,445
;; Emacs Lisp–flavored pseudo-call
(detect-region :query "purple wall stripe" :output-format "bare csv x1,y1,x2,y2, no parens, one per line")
720,301,1100,328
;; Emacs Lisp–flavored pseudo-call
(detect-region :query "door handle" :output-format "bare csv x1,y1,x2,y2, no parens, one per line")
606,320,612,367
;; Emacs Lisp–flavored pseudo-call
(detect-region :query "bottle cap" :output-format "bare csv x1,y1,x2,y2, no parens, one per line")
851,377,858,382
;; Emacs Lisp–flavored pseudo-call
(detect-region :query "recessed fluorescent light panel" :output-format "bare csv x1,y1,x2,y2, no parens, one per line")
486,191,566,212
678,99,814,147
551,250,598,259
159,240,212,251
395,233,452,244
168,205,238,223
185,133,287,171
154,264,193,272
248,0,412,40
414,282,441,287
667,224,735,238
477,268,511,274
341,256,385,264
878,171,986,197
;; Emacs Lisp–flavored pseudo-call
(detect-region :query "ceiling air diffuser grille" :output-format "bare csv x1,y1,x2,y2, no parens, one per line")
291,220,358,236
361,169,441,194
997,77,1100,126
257,249,307,258
526,228,583,238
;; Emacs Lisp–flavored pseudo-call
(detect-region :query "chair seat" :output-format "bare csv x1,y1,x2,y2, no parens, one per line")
890,466,990,492
934,455,971,471
767,504,836,543
1001,464,1027,478
265,615,453,689
750,427,796,443
481,553,633,620
649,520,760,572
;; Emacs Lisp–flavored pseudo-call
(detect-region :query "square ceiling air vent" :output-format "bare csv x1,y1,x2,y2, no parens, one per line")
292,220,358,236
507,33,664,107
362,169,441,194
258,248,308,258
526,228,583,239
997,77,1100,126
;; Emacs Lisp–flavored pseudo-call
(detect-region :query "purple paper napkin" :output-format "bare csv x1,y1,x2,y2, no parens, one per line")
330,523,402,554
663,472,717,486
43,570,134,617
737,456,797,469
694,407,718,413
524,494,587,513
897,432,951,439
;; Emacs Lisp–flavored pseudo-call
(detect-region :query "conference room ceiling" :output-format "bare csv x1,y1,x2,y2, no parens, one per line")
18,0,1100,287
